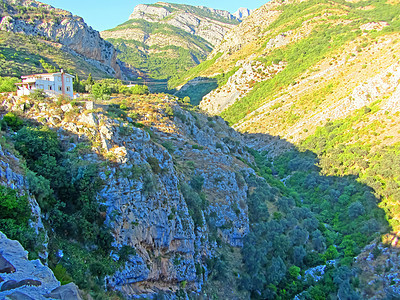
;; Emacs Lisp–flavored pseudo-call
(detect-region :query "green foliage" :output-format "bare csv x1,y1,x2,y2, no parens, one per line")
29,89,47,101
222,22,358,124
106,19,211,80
0,31,109,78
127,84,149,95
0,76,19,92
0,185,37,254
91,83,111,100
147,156,161,174
2,112,24,131
39,58,57,73
181,182,207,227
11,124,116,291
168,52,223,89
52,264,73,285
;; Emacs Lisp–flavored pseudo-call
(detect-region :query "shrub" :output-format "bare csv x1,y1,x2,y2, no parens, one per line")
147,156,161,174
2,112,24,131
129,85,149,95
91,83,111,100
29,89,47,101
0,76,19,93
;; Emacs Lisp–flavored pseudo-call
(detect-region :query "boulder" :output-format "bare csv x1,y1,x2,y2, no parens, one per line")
6,291,34,300
44,283,83,300
0,255,16,274
1,280,19,291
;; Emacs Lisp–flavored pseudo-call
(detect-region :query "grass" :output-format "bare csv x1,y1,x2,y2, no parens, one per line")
104,20,212,80
0,31,109,78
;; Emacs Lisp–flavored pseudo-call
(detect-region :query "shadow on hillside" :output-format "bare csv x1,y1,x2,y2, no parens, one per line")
172,77,218,106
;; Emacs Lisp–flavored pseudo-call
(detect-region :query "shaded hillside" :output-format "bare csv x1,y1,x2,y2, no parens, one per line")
101,2,243,80
0,0,121,78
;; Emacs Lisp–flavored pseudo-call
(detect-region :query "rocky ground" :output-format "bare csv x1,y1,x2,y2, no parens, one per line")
0,92,260,298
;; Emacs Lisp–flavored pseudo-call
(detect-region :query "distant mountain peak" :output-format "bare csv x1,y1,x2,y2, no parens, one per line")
233,7,253,20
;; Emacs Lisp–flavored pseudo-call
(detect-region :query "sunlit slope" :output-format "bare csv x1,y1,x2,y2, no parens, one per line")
0,31,110,78
172,0,400,141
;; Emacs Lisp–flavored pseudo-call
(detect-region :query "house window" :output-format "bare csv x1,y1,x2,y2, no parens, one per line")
66,87,70,92
46,78,50,81
59,86,62,91
57,77,61,81
49,86,52,90
66,78,70,82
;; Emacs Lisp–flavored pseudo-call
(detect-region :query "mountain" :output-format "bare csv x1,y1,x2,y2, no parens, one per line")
0,0,121,78
1,0,400,299
101,2,244,80
233,7,252,20
171,0,400,298
174,0,400,136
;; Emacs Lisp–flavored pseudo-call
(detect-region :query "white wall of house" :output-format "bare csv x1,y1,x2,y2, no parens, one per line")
16,72,74,98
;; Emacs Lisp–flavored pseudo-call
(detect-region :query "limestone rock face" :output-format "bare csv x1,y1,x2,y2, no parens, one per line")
0,0,121,78
106,2,241,48
0,232,60,300
210,0,284,57
233,8,253,20
1,93,257,298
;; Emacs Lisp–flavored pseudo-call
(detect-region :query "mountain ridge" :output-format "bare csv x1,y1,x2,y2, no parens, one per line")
0,0,122,78
101,2,250,80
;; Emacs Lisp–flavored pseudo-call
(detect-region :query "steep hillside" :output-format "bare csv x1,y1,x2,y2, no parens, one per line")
174,0,400,138
170,2,400,297
101,2,243,80
0,0,121,78
0,31,112,78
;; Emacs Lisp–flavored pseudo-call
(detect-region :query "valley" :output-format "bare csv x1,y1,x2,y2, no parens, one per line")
0,0,399,299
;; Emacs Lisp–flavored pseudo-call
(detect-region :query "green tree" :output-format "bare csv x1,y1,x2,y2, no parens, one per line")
0,76,19,93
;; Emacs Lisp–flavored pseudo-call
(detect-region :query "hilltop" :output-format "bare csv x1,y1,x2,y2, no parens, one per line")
101,2,248,80
0,0,121,78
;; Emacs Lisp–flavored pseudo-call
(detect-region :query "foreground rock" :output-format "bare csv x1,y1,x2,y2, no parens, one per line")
0,232,60,300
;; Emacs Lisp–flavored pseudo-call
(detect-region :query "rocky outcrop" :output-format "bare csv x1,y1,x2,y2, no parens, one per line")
0,232,60,299
209,0,284,57
0,0,121,78
127,2,239,47
199,60,287,115
101,2,243,80
1,93,256,298
233,8,253,20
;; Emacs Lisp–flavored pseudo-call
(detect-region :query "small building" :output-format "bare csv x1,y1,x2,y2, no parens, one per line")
15,70,74,98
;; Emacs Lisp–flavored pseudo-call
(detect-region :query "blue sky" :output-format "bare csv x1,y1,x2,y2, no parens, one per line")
40,1,265,31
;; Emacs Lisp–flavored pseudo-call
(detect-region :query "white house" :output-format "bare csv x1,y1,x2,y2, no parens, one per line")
15,70,74,98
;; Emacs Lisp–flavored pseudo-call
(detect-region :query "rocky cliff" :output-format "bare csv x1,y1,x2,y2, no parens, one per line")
0,0,121,78
127,3,239,47
0,92,257,298
101,2,248,80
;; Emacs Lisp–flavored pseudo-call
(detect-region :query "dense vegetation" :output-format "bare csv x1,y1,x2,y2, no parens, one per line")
0,108,129,298
298,105,400,231
236,137,386,299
